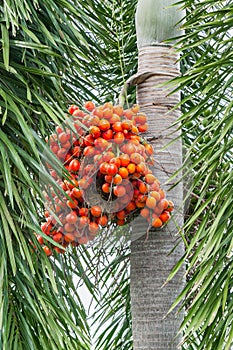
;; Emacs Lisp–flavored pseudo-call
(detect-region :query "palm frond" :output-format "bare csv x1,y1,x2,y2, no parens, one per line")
168,1,233,348
0,1,137,348
68,230,132,350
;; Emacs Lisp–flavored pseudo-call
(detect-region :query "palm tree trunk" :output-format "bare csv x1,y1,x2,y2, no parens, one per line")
130,2,185,349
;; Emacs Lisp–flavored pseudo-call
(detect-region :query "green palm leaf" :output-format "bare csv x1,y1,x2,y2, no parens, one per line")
166,1,233,348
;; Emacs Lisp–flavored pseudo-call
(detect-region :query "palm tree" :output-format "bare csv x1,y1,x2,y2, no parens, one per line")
130,1,185,349
0,0,232,349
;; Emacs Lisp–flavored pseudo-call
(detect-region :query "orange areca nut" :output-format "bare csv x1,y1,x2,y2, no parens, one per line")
113,185,126,197
96,215,108,226
89,222,99,235
127,163,136,174
102,182,111,193
146,196,157,209
130,152,143,164
84,101,95,112
64,233,75,243
113,174,123,185
43,246,52,256
113,105,124,116
118,167,129,179
89,125,101,138
138,123,148,132
138,182,148,194
144,143,153,156
91,206,102,217
131,104,140,114
159,211,171,223
145,174,157,184
150,191,161,200
119,154,130,167
140,207,150,218
114,132,125,144
125,201,136,212
152,217,163,228
99,119,110,131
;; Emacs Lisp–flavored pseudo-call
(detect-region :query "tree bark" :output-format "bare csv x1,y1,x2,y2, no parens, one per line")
130,46,185,349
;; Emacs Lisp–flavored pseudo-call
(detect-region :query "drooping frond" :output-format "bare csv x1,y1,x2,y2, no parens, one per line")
0,0,137,348
168,1,233,349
